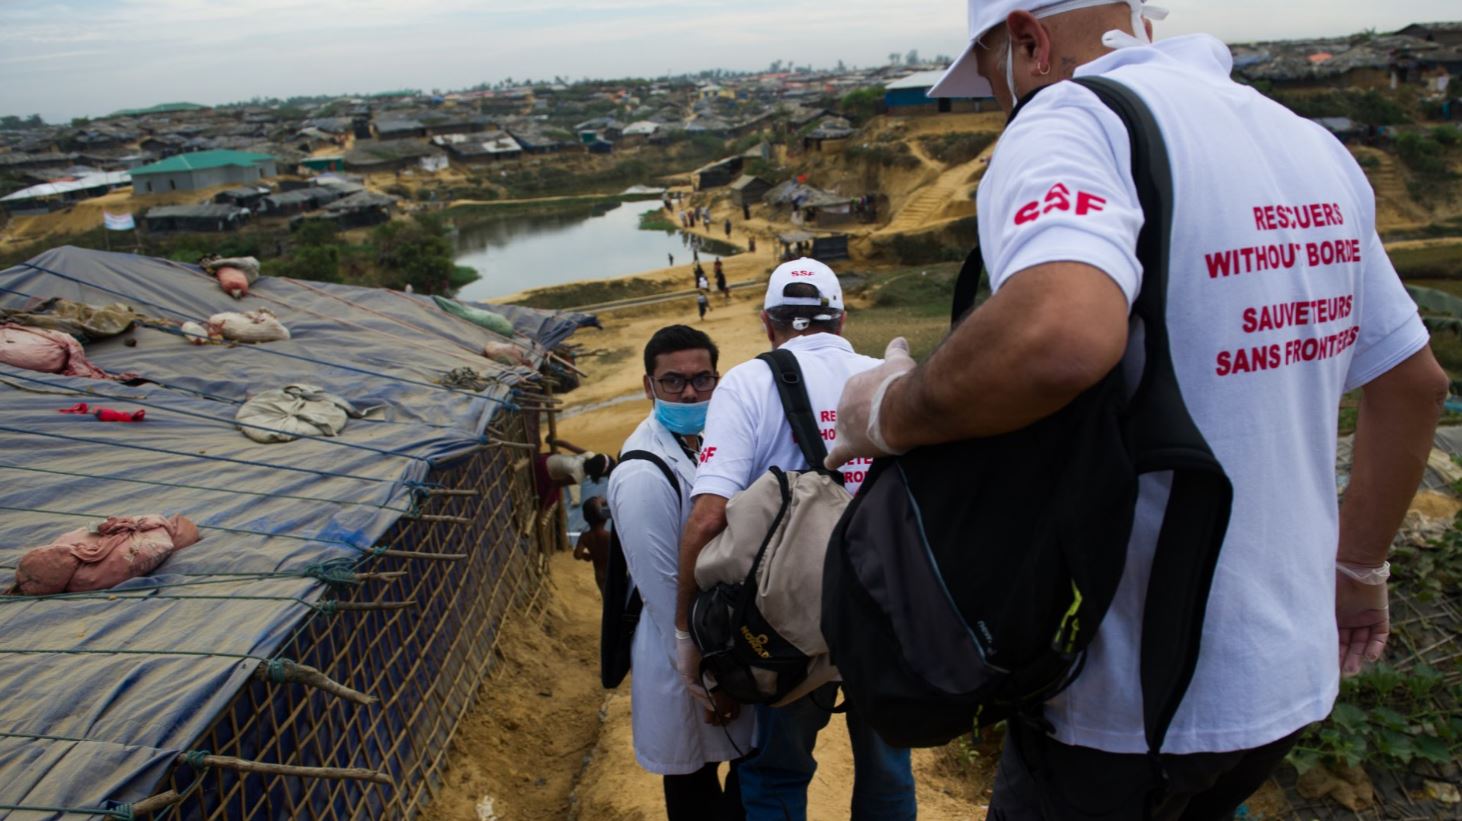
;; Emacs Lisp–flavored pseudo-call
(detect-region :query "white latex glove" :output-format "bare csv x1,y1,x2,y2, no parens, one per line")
675,630,714,710
825,337,916,470
1336,564,1390,677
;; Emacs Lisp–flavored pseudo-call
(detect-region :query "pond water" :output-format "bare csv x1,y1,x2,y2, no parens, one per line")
453,200,740,302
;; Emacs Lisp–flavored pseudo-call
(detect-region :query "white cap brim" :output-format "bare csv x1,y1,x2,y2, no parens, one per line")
928,44,993,99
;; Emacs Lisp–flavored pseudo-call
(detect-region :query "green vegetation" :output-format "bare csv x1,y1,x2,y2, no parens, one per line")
508,276,670,310
372,212,458,293
638,208,678,232
451,264,481,287
918,132,999,166
844,141,921,171
491,136,724,199
1268,88,1412,126
839,87,885,123
843,263,964,361
1288,514,1462,778
1391,243,1462,279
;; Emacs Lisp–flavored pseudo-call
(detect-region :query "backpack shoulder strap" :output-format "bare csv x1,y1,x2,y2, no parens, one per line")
1072,77,1235,767
951,242,985,326
618,449,680,498
607,448,683,634
756,349,840,483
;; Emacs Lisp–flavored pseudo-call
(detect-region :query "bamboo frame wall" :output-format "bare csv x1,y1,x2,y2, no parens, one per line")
151,409,553,819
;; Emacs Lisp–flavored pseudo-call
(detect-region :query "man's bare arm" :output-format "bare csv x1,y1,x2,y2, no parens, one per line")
1340,347,1448,563
880,262,1130,451
676,495,729,631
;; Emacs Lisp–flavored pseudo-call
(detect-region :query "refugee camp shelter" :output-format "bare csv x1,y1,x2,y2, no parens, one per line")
0,171,131,215
802,118,855,152
320,190,398,228
213,186,270,210
0,246,594,819
130,150,277,194
884,70,990,113
692,156,744,191
730,175,773,206
143,203,251,232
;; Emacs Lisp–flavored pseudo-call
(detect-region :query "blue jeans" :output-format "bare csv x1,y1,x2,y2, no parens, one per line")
739,683,916,821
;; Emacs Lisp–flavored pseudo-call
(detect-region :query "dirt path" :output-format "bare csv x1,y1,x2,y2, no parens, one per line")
424,554,995,821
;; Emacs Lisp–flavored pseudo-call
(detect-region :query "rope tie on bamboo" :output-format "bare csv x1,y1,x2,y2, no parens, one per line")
3,267,516,405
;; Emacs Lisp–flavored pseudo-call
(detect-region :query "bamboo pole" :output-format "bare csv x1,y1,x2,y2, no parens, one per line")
487,439,539,451
329,599,417,612
130,790,182,816
198,754,393,786
422,487,478,497
256,659,376,706
409,513,473,525
375,548,468,561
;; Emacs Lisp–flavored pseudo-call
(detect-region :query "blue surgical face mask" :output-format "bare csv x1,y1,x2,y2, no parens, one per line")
654,398,709,435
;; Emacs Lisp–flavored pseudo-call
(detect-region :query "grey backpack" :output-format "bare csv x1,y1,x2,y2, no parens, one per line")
689,349,848,706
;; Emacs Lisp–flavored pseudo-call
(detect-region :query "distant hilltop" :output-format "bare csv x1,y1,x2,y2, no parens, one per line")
107,102,209,118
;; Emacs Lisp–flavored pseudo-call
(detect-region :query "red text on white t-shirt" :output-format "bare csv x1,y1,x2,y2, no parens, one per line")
1013,183,1107,226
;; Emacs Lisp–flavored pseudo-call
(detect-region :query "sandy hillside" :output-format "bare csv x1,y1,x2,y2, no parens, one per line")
424,552,997,821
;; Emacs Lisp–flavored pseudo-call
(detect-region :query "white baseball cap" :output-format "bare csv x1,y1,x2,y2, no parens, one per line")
928,0,1166,99
764,258,844,313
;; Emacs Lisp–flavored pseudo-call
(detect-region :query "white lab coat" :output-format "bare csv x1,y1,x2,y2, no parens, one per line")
607,414,755,774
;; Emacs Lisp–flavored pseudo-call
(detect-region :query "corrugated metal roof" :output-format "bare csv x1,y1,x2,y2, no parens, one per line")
0,171,130,202
130,150,274,176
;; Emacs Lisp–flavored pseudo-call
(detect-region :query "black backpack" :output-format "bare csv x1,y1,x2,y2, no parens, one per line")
600,449,679,689
821,77,1234,761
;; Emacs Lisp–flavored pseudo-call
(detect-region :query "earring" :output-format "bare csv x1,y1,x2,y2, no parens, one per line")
1037,63,1052,76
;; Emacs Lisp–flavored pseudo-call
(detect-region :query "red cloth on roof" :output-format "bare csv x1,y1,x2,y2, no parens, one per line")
11,515,202,595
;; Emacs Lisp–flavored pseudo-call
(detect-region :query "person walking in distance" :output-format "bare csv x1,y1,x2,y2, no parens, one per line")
677,259,917,820
696,290,712,322
825,2,1447,818
608,326,753,820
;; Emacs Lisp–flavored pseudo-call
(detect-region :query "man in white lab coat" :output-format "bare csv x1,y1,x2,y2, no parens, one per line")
608,325,754,820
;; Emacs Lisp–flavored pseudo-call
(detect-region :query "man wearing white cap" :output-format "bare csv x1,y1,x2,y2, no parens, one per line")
674,259,916,819
826,1,1446,818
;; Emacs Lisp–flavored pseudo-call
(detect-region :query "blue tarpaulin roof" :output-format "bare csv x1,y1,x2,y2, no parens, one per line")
0,247,581,815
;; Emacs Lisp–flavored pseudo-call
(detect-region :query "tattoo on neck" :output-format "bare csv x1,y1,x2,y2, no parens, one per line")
1060,56,1078,75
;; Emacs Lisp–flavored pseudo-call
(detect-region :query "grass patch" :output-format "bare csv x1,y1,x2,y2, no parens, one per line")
450,264,480,287
918,132,999,166
844,141,922,170
638,208,678,232
507,276,671,311
1392,244,1462,279
843,263,963,360
443,193,635,222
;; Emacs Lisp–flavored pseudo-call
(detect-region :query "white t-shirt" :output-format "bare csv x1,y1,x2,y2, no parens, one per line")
976,34,1429,754
693,333,881,499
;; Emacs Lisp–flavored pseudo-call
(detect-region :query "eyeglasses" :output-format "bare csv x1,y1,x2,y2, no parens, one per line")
655,371,718,393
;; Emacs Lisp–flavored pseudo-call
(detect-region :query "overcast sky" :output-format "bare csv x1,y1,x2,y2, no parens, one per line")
1,0,1456,122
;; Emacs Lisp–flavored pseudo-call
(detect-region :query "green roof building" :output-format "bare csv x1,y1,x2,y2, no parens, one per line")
131,150,278,195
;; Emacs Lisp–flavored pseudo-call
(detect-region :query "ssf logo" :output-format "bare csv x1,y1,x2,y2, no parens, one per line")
1014,182,1107,226
698,446,717,465
787,270,817,277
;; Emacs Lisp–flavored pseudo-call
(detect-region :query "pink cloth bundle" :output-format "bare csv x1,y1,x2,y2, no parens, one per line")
0,323,113,379
11,514,202,595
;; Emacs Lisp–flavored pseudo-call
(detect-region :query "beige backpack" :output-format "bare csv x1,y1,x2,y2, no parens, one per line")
688,350,848,707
